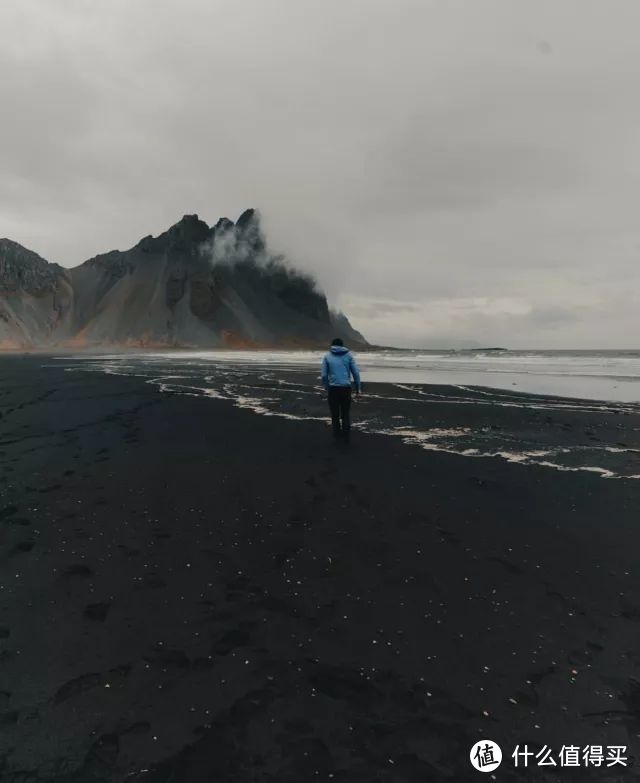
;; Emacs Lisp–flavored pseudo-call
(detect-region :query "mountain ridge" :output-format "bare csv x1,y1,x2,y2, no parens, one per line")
0,210,366,350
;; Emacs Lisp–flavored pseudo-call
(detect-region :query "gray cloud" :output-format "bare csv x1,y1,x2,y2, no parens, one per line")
1,0,640,347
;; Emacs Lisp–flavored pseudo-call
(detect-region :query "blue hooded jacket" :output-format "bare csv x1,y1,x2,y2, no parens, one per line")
321,345,361,391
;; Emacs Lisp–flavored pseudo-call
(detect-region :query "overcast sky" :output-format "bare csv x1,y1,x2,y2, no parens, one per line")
2,0,640,348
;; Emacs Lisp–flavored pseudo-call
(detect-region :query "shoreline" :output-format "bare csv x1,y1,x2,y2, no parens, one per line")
34,347,640,404
57,354,640,482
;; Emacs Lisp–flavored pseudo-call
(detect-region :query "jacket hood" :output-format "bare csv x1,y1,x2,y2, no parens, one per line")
329,345,349,354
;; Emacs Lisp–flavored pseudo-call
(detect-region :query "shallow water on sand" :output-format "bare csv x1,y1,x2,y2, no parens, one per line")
56,352,640,481
60,348,640,401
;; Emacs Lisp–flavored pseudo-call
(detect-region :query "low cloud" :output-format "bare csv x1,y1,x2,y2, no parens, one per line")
199,217,265,268
341,293,636,350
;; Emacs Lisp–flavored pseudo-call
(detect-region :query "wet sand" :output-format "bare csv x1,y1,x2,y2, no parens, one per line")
2,354,640,781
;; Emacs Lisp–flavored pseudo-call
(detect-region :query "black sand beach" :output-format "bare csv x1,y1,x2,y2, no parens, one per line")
2,354,640,782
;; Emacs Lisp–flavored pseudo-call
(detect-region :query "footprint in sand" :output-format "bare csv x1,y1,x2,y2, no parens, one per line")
139,573,167,589
39,484,63,493
84,732,120,769
0,711,19,726
54,672,103,704
487,555,522,574
84,602,111,622
0,505,19,522
437,527,461,547
61,564,94,578
55,665,131,704
143,647,190,670
214,628,252,655
11,540,35,554
122,721,150,736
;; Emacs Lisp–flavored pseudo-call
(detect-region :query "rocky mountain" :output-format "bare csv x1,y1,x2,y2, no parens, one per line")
0,210,366,349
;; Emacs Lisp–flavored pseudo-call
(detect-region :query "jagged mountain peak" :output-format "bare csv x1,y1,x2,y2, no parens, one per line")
0,209,367,350
212,216,234,234
235,208,258,228
0,237,53,266
166,213,210,242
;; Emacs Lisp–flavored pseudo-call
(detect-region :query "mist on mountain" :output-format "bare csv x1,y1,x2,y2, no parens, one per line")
0,209,366,350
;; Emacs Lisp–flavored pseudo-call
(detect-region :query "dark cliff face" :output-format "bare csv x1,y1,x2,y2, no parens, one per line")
0,239,67,295
0,239,74,347
0,211,366,349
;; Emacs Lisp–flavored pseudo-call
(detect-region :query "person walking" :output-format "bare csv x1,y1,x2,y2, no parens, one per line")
321,338,361,442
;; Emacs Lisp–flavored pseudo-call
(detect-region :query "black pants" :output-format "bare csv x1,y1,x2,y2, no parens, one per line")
328,386,352,439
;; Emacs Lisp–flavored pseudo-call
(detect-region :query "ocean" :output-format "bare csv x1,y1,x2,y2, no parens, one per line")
64,348,640,402
55,348,640,479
